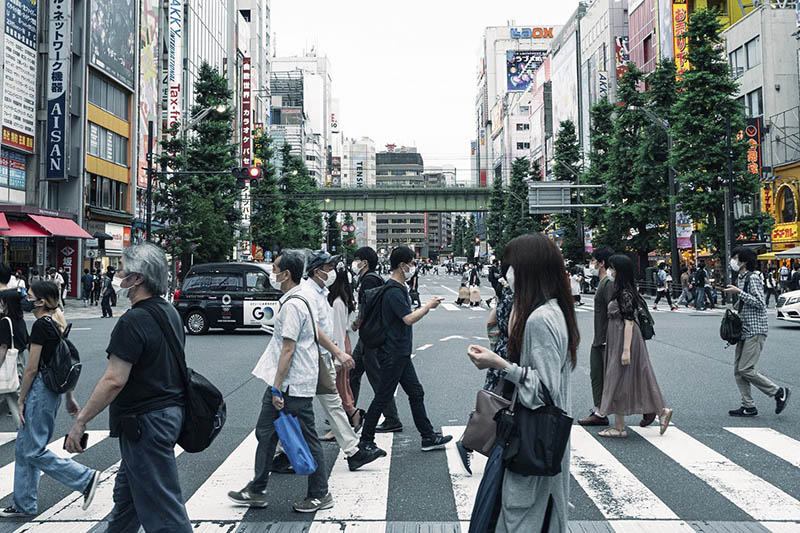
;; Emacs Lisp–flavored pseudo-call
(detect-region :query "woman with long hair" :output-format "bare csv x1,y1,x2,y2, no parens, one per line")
467,233,579,532
327,264,365,434
599,254,673,438
0,290,29,428
1,281,99,518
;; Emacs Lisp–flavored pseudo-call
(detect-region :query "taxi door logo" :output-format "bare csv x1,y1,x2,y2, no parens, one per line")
244,301,278,325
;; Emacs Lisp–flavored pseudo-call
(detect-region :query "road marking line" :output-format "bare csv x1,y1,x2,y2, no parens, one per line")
314,433,393,521
416,344,433,351
609,520,695,532
439,285,459,295
70,327,91,331
472,336,488,341
13,523,97,533
442,425,488,521
190,524,242,533
439,335,467,341
0,430,109,502
631,425,800,520
760,522,800,533
184,432,258,520
441,303,460,312
0,432,17,447
724,427,800,469
570,426,678,520
310,522,388,532
32,445,185,522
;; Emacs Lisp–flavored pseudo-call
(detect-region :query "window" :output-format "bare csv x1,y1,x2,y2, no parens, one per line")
88,123,128,166
519,106,530,113
745,37,760,69
88,173,128,212
88,72,129,120
246,271,269,292
729,47,744,76
181,272,243,292
516,142,530,150
746,88,763,117
643,35,653,65
516,123,530,131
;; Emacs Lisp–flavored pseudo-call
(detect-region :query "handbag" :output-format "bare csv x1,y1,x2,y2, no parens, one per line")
720,274,750,346
461,386,511,457
496,370,573,477
0,317,19,394
285,295,337,395
271,387,318,475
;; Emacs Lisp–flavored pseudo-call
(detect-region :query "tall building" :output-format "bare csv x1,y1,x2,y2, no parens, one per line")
422,171,453,257
375,148,427,256
342,136,377,249
270,70,307,163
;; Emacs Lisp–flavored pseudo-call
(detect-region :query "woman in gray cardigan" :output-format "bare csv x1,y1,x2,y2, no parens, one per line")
468,233,579,532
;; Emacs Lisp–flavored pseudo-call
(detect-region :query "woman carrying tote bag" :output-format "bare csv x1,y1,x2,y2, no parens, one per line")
467,233,579,533
0,290,29,428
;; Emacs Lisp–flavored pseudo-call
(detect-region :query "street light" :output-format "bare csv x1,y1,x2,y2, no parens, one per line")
629,105,681,292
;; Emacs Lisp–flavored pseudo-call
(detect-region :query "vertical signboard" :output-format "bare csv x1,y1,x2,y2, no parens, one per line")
2,0,37,153
241,57,252,166
743,117,763,178
597,71,609,98
615,36,630,81
672,0,690,76
57,240,79,297
137,0,159,191
331,156,341,186
166,0,183,136
676,212,693,248
1,148,26,189
46,0,72,180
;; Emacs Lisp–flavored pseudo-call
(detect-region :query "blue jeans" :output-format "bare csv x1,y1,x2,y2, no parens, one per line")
14,374,94,514
107,405,191,533
695,286,707,310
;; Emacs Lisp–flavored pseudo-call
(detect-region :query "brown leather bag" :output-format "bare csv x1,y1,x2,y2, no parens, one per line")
460,388,511,457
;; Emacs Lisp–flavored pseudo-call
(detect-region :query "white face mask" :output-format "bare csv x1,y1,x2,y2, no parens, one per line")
351,260,363,275
269,271,284,291
730,259,741,272
403,264,416,281
505,266,515,291
319,269,336,288
112,274,135,299
606,268,616,280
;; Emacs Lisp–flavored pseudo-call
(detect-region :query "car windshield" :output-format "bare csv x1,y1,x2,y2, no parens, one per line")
182,271,243,292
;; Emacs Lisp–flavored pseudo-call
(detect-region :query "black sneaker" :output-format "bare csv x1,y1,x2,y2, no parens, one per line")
375,421,403,433
421,432,453,451
270,452,294,474
456,440,472,475
82,470,101,510
729,406,758,417
227,486,269,508
776,387,791,415
0,506,32,518
348,443,387,471
293,493,333,513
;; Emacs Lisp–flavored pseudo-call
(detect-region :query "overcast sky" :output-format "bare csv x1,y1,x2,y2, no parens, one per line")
271,0,580,183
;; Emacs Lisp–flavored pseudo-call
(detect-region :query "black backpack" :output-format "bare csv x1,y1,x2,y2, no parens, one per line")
39,318,81,394
140,301,226,453
359,283,402,348
634,294,656,341
720,274,750,346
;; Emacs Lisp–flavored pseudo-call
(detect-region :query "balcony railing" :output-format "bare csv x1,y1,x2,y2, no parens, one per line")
768,106,800,169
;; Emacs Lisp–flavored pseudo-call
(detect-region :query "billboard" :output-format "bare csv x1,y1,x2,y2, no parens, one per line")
743,117,763,178
331,156,341,186
506,50,547,92
550,33,578,137
89,0,136,89
2,0,37,153
241,57,252,166
676,212,693,249
137,0,159,190
46,0,72,180
0,148,26,189
672,0,690,76
615,37,630,81
165,0,183,136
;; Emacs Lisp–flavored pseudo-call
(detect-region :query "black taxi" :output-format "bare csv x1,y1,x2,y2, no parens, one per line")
173,262,281,334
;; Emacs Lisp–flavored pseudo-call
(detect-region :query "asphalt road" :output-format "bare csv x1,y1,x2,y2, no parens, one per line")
1,275,799,532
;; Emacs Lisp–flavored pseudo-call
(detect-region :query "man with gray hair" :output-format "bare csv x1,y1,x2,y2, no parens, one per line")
65,243,192,532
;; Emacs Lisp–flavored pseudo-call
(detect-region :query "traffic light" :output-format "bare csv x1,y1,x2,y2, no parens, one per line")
348,238,356,246
474,237,480,244
232,166,261,189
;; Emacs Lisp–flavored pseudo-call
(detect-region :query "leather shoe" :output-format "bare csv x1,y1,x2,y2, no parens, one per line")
639,413,657,427
375,421,403,433
577,412,609,426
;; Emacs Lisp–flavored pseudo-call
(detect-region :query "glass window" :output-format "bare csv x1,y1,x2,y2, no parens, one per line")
89,175,98,206
729,47,744,76
746,88,763,117
181,272,243,292
745,37,760,69
88,72,129,120
246,271,269,292
101,178,111,208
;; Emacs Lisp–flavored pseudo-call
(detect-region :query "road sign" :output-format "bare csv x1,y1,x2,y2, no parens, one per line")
340,224,348,232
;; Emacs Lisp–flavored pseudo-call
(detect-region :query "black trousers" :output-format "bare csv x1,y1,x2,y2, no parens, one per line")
101,294,113,317
654,290,674,307
350,339,401,425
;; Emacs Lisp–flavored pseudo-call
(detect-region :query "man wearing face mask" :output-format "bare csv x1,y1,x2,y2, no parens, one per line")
723,247,790,417
64,243,192,532
358,246,451,455
300,251,387,471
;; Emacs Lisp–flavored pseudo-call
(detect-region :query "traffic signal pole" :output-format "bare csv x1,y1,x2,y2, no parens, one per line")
146,120,153,242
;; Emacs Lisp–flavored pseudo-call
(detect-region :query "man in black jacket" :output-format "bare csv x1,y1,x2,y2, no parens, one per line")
349,247,403,433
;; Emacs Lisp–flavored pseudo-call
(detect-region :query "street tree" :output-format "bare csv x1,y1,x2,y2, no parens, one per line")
486,173,506,254
504,158,544,247
468,213,478,259
325,212,343,253
154,122,190,261
250,132,284,253
280,143,322,249
552,121,585,263
342,212,357,261
583,98,615,247
452,215,466,258
671,8,770,257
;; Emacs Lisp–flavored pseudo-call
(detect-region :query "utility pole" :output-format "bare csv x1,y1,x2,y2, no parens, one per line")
725,117,735,291
146,120,154,242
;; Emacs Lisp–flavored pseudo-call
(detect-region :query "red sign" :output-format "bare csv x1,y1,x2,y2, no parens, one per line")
673,0,690,76
123,226,132,248
2,126,34,153
57,239,79,298
241,57,252,166
743,117,762,177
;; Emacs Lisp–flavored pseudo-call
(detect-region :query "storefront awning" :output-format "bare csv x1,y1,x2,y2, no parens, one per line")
0,213,9,231
776,246,800,259
0,220,50,237
757,252,776,261
29,215,92,239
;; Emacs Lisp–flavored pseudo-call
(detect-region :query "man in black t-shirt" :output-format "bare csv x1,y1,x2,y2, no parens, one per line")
65,243,191,532
358,246,452,454
349,246,403,432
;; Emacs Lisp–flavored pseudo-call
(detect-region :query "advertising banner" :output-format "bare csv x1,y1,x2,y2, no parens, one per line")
105,223,124,253
0,148,26,189
597,71,609,98
243,300,279,326
241,57,252,166
354,156,365,188
2,0,37,153
46,0,72,180
57,240,79,298
743,117,763,178
761,184,774,218
137,0,159,190
90,0,136,89
240,178,251,229
584,228,593,253
331,156,341,186
676,211,693,249
506,50,547,92
672,0,690,76
615,36,630,81
165,0,183,136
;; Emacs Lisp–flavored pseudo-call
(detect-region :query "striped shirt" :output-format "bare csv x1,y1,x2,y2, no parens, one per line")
737,270,769,339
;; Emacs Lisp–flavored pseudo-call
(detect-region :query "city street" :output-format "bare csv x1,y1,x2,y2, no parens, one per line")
1,275,799,532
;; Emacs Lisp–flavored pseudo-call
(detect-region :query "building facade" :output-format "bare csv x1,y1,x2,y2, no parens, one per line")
341,136,377,249
375,148,427,256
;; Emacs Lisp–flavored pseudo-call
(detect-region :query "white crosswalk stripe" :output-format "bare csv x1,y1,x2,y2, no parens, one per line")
3,424,800,529
0,432,17,447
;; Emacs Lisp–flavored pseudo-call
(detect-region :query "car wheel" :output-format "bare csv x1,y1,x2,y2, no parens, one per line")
185,310,209,335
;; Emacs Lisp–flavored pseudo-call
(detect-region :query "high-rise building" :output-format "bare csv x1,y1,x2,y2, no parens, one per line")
375,148,427,256
342,137,377,249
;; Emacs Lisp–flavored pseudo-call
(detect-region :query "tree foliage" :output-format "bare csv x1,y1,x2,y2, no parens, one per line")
452,215,467,258
582,97,615,246
503,158,544,248
342,212,357,261
552,121,585,263
487,172,506,254
326,212,343,253
279,143,322,250
251,132,284,252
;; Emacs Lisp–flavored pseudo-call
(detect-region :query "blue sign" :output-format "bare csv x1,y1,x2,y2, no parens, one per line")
45,0,71,180
510,27,555,39
4,0,37,49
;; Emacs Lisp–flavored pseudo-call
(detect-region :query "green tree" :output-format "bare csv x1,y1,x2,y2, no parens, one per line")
467,214,477,258
342,212,358,261
671,9,770,257
486,173,506,253
154,122,190,261
452,215,466,258
251,132,284,252
583,98,615,247
325,212,343,253
280,143,322,249
552,121,585,263
503,158,544,246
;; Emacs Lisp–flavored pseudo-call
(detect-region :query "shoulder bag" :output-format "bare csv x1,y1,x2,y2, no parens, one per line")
140,301,226,453
0,317,20,394
461,384,511,457
720,273,751,347
285,295,337,395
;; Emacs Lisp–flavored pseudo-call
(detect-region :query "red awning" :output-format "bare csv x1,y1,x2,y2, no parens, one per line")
0,220,50,237
0,213,9,231
29,215,93,239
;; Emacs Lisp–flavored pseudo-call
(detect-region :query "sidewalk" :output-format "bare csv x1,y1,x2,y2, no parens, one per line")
62,298,132,320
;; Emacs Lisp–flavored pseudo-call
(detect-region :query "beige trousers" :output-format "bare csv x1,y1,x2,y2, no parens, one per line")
314,356,359,457
734,335,779,408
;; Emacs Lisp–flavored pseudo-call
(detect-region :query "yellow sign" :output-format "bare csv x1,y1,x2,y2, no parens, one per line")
772,222,800,243
672,0,690,76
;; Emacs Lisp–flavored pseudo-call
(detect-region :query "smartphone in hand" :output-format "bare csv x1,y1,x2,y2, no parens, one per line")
64,432,89,452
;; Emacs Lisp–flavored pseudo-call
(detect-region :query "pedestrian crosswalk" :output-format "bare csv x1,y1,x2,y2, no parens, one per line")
2,424,800,531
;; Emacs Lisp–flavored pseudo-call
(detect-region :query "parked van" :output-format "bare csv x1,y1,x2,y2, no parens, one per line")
173,262,281,334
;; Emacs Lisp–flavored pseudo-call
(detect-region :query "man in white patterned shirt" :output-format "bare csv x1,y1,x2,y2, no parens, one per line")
724,247,790,417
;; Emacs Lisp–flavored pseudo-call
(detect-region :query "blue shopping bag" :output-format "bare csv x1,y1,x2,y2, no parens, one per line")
271,387,317,476
469,444,505,533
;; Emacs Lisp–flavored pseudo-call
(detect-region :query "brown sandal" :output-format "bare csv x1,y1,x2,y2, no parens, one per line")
598,428,628,438
660,408,673,435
